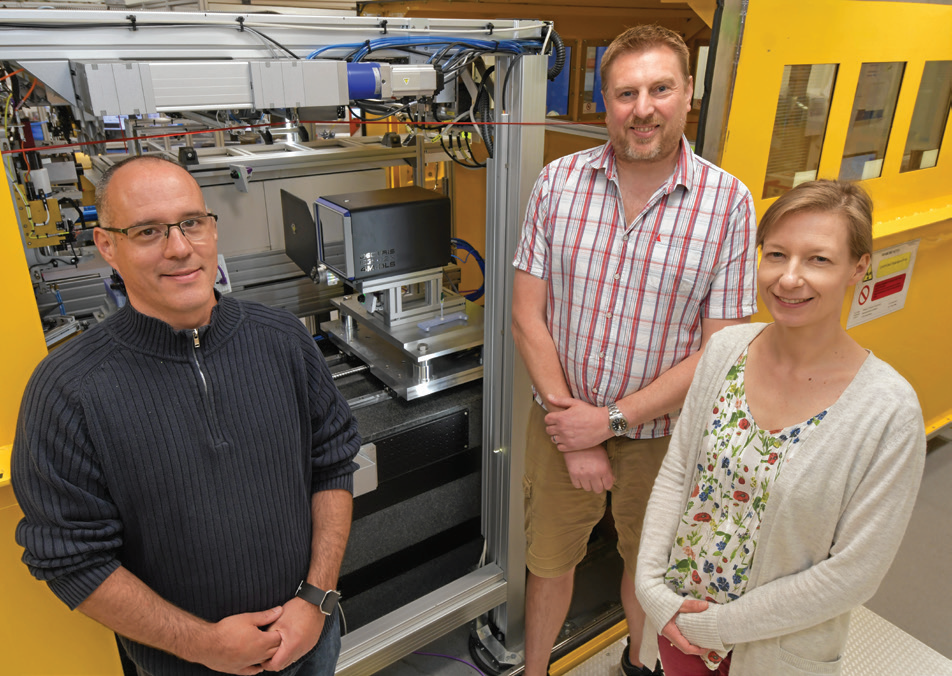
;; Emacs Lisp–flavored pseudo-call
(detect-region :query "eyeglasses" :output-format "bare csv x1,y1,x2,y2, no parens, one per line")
99,213,218,246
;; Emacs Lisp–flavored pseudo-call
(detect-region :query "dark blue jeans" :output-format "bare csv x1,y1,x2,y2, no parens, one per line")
283,608,341,676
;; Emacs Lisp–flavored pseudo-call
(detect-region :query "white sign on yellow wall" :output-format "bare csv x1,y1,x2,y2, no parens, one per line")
847,240,919,329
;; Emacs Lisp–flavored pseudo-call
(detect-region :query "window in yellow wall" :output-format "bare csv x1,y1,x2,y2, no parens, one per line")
763,64,838,199
839,62,905,182
900,61,952,173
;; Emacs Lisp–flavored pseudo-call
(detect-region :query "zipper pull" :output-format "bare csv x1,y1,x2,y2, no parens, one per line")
192,328,200,348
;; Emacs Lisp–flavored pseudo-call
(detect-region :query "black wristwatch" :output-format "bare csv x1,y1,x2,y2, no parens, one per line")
295,580,341,616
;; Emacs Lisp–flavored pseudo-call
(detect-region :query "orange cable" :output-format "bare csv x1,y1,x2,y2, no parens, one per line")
0,67,25,82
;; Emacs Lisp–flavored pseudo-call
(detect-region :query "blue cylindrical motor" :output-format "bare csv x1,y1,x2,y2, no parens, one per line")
347,63,381,99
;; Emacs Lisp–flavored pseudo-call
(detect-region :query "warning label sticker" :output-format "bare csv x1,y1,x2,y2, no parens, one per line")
847,240,919,329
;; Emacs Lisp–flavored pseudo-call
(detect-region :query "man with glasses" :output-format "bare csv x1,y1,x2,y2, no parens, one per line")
12,155,360,676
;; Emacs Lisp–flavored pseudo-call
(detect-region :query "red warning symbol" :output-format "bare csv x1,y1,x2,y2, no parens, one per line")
858,285,871,305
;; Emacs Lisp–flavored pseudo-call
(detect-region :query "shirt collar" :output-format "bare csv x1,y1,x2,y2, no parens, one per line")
589,136,696,195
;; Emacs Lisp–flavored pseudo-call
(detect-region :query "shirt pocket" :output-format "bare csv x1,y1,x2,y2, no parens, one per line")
644,237,711,299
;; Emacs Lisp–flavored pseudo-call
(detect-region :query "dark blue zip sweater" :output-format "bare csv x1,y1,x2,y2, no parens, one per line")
13,295,360,675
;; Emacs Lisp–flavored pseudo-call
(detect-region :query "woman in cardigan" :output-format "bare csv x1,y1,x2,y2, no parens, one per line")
634,180,925,676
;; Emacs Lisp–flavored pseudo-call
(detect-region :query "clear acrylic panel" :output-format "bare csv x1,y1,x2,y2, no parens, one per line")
580,43,609,117
763,64,838,199
839,62,905,181
900,60,952,173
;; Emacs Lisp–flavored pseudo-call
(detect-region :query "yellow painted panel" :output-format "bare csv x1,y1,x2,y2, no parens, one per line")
0,444,10,488
1,169,122,674
725,0,952,433
843,219,952,434
0,175,46,452
1,495,123,676
722,0,952,220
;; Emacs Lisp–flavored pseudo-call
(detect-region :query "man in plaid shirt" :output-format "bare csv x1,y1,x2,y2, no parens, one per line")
512,25,757,676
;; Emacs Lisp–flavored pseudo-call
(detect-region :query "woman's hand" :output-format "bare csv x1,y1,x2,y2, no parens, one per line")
661,598,709,655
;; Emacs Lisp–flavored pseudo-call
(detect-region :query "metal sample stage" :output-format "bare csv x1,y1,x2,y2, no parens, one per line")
324,292,484,400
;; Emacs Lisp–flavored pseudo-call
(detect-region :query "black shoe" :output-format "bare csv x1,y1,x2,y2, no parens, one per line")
620,638,663,676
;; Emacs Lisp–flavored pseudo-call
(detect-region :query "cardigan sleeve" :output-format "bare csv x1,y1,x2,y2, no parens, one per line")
12,364,123,610
676,382,926,651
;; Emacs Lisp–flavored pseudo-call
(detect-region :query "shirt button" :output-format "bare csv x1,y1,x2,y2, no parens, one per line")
613,273,620,280
623,235,629,241
593,387,599,394
606,312,612,318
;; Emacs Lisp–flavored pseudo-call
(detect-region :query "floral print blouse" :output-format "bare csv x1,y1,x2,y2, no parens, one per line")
664,349,828,669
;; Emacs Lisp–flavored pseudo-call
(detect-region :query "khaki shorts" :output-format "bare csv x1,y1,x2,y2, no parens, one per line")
523,403,670,578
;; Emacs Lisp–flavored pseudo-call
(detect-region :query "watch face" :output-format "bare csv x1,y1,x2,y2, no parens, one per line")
320,590,341,615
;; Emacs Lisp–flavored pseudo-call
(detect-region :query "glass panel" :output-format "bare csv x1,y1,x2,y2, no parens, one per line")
839,62,905,181
580,44,609,117
900,60,952,173
763,64,838,199
545,43,573,117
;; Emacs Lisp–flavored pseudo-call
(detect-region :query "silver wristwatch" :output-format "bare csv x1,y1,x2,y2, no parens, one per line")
607,402,628,436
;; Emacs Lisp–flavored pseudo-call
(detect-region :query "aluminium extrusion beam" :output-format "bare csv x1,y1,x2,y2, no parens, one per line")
89,139,450,182
336,563,507,676
0,9,547,62
481,54,547,647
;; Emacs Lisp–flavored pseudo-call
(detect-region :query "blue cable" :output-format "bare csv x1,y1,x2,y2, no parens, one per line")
314,36,542,63
307,42,365,59
451,237,485,303
54,288,67,316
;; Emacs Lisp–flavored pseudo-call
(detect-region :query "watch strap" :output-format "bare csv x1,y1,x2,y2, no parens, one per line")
295,580,341,615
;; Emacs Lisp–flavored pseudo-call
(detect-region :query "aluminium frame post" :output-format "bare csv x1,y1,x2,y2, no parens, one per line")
481,53,547,649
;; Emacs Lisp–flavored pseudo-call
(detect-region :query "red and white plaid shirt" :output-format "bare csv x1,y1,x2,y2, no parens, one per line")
513,139,757,438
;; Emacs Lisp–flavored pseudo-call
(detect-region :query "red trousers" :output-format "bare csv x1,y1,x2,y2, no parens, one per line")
657,636,732,676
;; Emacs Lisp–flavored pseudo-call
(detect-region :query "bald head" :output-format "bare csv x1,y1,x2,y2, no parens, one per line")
91,154,219,330
96,155,196,230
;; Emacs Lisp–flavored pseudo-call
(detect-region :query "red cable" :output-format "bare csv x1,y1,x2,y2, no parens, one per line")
0,118,604,156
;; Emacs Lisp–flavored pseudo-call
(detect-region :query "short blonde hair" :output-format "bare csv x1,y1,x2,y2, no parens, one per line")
757,180,873,261
600,25,691,91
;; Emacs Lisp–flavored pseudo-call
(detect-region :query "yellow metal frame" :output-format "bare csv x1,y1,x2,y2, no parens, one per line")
721,0,952,433
1,166,122,673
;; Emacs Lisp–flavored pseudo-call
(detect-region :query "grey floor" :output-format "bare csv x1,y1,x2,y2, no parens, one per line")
374,438,952,675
